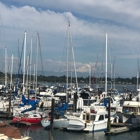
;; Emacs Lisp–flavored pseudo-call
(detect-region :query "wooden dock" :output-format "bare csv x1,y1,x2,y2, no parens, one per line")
111,122,127,127
105,123,140,135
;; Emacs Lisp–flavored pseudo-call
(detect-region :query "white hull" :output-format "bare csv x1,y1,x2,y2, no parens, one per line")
67,117,108,132
94,120,107,131
67,118,85,131
41,118,68,128
41,119,50,127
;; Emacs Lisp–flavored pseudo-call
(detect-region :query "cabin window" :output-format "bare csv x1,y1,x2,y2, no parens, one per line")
83,114,86,120
85,113,90,123
132,107,137,113
105,114,108,118
91,115,95,121
123,107,128,113
123,107,137,114
86,114,90,120
99,115,104,120
33,115,37,117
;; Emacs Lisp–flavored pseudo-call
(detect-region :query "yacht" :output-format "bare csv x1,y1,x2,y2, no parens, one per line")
65,105,116,132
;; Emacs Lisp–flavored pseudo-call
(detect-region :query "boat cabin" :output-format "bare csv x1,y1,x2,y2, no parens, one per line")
81,106,108,123
123,101,140,115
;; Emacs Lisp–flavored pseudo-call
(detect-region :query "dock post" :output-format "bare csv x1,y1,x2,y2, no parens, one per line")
129,91,132,101
49,98,55,140
73,92,77,112
8,90,11,118
107,94,111,133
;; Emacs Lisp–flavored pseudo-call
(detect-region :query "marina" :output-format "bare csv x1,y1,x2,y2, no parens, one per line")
0,1,140,140
0,83,140,139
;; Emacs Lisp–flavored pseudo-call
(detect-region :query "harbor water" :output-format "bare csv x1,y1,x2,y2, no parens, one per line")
26,124,140,140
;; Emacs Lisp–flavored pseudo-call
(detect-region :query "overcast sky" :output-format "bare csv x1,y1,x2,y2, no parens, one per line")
0,0,140,78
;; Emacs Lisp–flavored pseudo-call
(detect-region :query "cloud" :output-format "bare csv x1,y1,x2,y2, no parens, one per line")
9,0,140,26
0,1,139,78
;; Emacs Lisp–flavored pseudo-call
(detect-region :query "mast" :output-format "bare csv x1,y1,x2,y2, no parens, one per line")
15,36,24,97
106,33,111,133
26,56,29,95
71,41,78,93
100,52,104,88
17,39,20,72
136,54,139,90
22,31,26,94
86,64,91,87
113,57,116,90
5,47,8,88
95,54,98,88
30,39,32,89
105,33,108,94
33,64,35,91
35,33,39,100
110,60,112,90
66,21,70,103
10,54,14,90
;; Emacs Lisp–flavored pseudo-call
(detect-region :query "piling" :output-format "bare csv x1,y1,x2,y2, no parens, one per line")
49,98,55,140
73,92,77,112
8,90,12,118
107,95,111,132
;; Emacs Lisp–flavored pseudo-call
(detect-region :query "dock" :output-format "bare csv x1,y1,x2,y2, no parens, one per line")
105,123,140,135
0,119,31,127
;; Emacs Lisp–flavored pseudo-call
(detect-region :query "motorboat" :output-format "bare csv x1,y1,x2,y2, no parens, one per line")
65,105,116,132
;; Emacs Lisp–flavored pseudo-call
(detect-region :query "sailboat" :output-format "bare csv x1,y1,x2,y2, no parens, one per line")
12,32,45,124
63,33,115,132
13,111,43,124
41,21,79,128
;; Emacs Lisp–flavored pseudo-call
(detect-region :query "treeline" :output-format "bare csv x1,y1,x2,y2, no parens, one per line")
0,71,138,84
39,76,138,84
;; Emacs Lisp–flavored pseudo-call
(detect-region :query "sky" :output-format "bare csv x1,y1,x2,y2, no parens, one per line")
0,0,140,78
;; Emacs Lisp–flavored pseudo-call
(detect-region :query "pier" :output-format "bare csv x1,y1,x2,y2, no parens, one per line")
105,123,140,135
